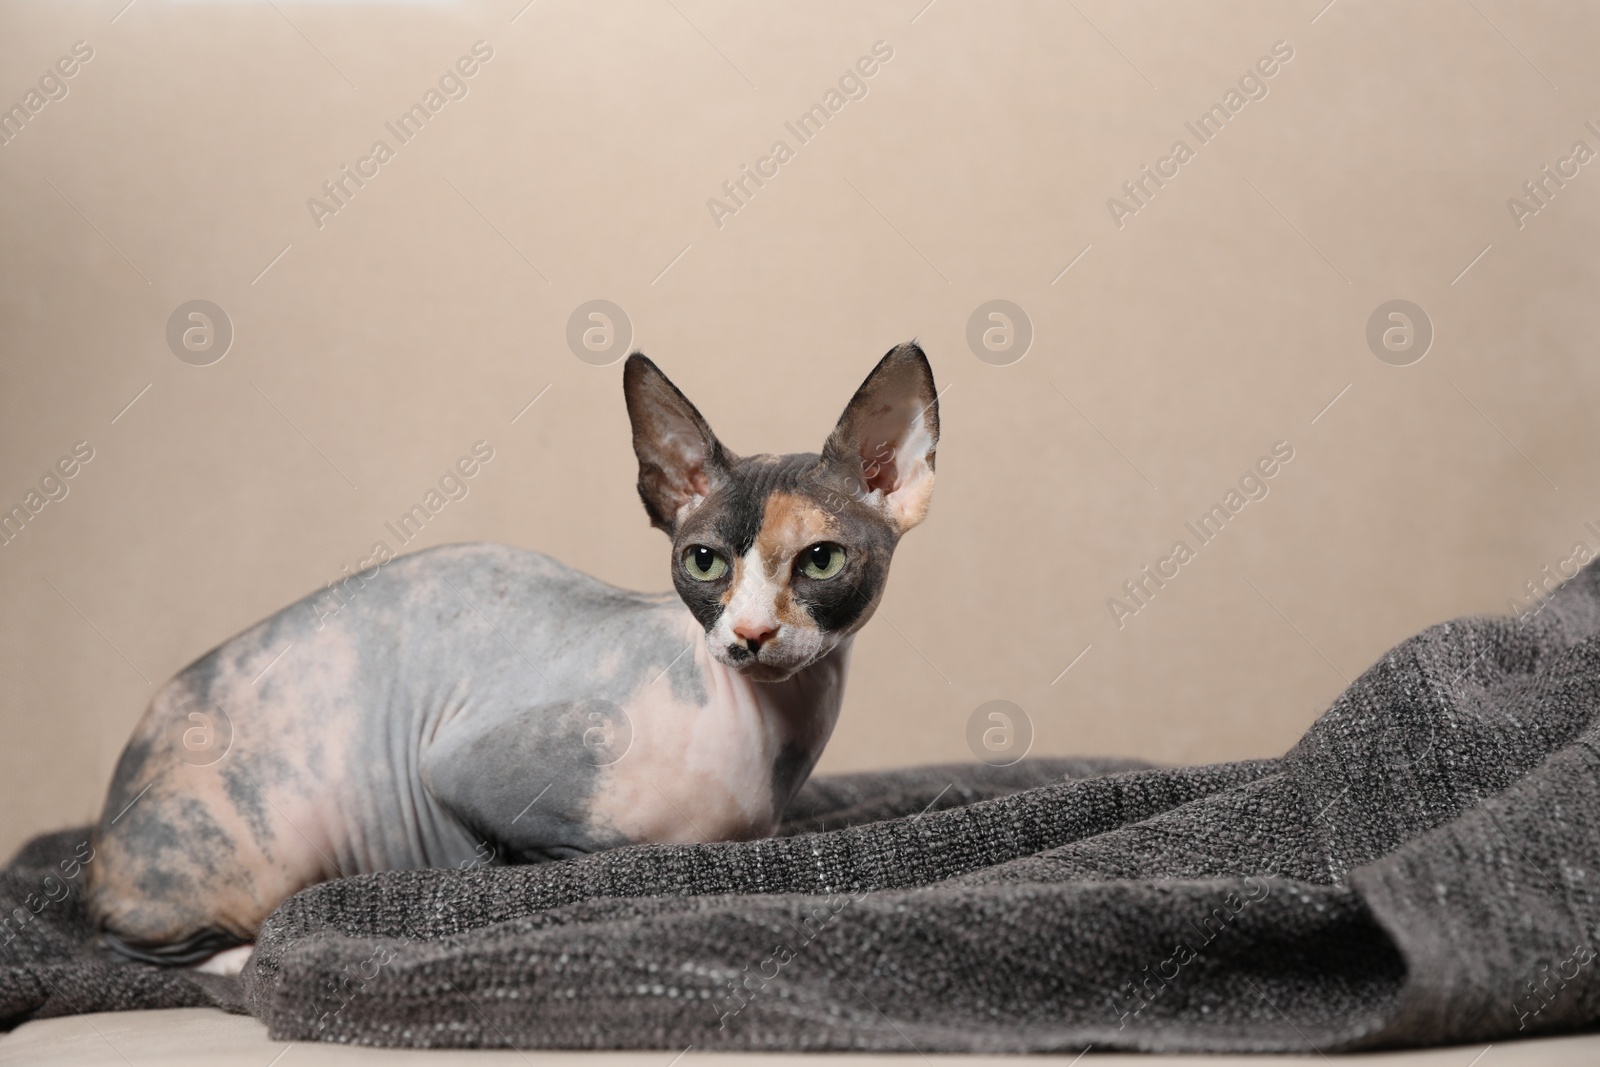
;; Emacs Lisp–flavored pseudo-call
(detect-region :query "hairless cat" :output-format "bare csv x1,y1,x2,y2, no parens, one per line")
86,343,940,972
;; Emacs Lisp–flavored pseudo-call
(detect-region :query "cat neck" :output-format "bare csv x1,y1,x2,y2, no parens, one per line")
691,613,855,747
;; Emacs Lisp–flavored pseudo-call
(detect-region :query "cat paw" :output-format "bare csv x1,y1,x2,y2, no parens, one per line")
192,943,255,975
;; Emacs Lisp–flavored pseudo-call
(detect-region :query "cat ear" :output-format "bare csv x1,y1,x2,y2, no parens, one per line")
822,342,939,533
624,353,733,534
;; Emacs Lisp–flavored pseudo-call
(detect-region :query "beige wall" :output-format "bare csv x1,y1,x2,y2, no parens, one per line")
2,0,1597,860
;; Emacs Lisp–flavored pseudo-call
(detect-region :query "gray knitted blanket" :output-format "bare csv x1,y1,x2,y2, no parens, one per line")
6,565,1600,1053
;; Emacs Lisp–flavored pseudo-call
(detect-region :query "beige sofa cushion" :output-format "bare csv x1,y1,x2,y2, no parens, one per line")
2,1009,1598,1066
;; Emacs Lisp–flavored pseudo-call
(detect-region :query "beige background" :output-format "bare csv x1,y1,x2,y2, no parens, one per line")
1,0,1597,862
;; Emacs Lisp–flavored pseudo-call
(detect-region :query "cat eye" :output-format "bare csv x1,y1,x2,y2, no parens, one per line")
682,545,728,581
800,542,846,580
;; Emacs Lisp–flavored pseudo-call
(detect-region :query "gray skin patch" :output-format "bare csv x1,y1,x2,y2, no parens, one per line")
118,794,237,893
221,764,274,854
664,634,709,707
769,740,816,821
420,701,630,863
102,734,154,815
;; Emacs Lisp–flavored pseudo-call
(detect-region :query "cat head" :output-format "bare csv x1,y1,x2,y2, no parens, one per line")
624,343,938,682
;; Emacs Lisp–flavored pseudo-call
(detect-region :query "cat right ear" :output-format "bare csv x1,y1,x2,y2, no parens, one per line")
822,342,939,534
623,354,732,534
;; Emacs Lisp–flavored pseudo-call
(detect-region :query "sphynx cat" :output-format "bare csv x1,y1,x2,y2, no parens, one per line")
86,343,939,972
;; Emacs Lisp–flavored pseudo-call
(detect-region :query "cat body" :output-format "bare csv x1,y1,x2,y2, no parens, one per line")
86,344,939,966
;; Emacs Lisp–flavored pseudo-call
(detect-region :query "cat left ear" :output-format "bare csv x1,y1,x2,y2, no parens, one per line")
822,342,939,534
624,354,733,534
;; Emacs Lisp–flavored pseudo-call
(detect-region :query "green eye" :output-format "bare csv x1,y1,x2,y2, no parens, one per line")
800,542,846,580
682,545,727,581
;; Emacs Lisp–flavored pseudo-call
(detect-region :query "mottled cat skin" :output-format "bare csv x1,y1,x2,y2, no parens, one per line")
86,343,939,967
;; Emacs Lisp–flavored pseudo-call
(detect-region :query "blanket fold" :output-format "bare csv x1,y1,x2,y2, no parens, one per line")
6,565,1600,1051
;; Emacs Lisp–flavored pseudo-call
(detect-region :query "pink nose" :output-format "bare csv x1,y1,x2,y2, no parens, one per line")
732,621,778,648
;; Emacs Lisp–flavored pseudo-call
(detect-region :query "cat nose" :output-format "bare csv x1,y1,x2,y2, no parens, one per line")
732,621,778,649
